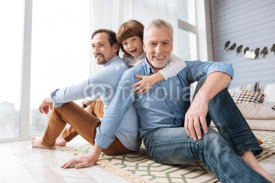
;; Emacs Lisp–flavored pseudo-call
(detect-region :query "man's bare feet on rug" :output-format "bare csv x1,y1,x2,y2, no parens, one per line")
31,137,56,149
241,151,275,183
56,134,67,147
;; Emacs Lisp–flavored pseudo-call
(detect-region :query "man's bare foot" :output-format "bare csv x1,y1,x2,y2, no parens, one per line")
55,134,67,147
241,151,275,182
31,137,55,149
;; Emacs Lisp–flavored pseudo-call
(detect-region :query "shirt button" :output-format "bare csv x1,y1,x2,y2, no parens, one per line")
166,93,169,96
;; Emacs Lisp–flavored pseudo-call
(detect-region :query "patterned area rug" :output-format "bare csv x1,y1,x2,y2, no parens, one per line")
61,133,275,183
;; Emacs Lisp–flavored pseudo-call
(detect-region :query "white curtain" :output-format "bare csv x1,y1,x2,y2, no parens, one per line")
90,0,178,73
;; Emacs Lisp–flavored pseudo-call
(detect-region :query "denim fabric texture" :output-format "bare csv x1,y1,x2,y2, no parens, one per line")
143,75,268,183
195,75,263,156
143,127,269,183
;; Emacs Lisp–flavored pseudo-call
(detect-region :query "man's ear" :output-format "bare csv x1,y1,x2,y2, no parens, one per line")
113,43,119,53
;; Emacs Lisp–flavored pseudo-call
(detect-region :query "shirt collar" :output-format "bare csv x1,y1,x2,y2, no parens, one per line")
104,56,119,67
134,52,146,61
143,57,157,75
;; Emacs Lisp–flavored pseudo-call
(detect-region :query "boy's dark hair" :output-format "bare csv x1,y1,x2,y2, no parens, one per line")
116,20,144,57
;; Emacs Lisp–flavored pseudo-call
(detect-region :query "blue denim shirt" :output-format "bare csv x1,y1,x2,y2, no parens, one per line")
51,56,142,151
95,58,234,149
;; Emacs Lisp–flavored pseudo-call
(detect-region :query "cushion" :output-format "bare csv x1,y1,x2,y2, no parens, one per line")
246,119,275,131
263,83,275,103
236,102,275,119
241,81,260,92
229,90,265,104
257,138,263,145
229,82,259,92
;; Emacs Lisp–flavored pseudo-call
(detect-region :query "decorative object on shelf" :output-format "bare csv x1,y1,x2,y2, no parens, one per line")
261,47,268,58
270,44,275,55
244,47,250,54
244,50,256,59
224,40,230,50
224,41,275,59
227,43,236,51
236,45,243,55
255,48,260,59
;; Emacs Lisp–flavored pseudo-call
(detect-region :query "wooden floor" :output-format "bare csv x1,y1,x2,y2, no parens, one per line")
0,131,274,183
0,136,128,183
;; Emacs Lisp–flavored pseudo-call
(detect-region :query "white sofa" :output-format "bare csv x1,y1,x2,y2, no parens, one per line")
199,82,275,132
237,102,275,131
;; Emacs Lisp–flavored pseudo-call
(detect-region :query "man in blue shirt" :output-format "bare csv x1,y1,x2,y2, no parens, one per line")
62,20,274,182
32,29,141,159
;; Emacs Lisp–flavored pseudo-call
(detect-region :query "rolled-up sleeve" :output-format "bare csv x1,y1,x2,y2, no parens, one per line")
207,62,234,79
49,64,124,108
95,126,115,149
51,89,63,107
181,60,234,84
49,79,90,108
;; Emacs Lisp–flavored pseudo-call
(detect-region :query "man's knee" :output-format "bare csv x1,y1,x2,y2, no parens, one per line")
58,102,81,113
60,101,76,108
198,128,231,151
52,102,79,120
202,128,219,140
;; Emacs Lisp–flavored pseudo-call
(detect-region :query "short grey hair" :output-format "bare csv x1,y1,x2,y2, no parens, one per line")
143,19,174,43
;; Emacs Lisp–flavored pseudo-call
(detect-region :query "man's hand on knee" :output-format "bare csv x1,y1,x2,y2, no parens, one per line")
184,94,208,141
39,96,54,114
184,72,232,141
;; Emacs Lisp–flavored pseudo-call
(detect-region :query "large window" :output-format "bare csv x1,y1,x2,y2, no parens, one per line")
178,0,196,26
0,0,25,139
177,0,198,61
0,0,90,141
30,0,90,136
178,29,197,61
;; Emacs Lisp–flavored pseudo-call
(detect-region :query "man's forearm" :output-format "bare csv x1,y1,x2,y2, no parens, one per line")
184,72,231,140
45,95,54,103
195,72,231,102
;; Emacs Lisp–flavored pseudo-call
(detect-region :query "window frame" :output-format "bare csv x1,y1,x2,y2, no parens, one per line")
0,0,92,143
177,0,213,62
177,0,199,60
178,19,199,60
0,0,32,143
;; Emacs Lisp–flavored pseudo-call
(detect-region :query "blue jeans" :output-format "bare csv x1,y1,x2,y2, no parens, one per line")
143,76,269,183
194,75,262,156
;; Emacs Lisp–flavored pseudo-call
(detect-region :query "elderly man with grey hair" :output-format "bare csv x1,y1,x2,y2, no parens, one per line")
63,19,274,183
